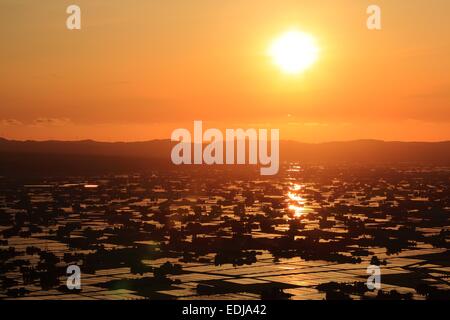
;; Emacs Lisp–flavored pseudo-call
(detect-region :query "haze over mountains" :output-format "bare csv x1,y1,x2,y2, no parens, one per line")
1,137,450,162
1,137,450,165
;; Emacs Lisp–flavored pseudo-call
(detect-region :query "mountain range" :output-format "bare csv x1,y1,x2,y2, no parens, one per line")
1,137,449,176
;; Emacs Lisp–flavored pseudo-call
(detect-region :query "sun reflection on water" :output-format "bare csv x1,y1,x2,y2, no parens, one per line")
287,191,303,202
289,204,305,217
287,183,307,218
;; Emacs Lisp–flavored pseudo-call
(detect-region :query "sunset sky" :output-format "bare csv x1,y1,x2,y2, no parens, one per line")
1,0,449,142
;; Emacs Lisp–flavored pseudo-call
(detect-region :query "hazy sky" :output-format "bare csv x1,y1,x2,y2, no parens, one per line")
1,0,449,142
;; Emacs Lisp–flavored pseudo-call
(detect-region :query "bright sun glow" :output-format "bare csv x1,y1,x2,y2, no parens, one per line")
269,30,319,74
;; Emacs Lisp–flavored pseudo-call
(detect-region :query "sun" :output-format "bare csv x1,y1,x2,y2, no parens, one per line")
269,30,319,75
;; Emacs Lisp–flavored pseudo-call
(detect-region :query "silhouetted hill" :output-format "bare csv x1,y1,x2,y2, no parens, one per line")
1,138,449,176
279,139,450,163
0,138,172,159
1,138,450,162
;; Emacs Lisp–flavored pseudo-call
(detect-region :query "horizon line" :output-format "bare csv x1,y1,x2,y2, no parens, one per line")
1,137,450,145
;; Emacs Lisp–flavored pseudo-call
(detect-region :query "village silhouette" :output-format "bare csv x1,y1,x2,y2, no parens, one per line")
0,160,449,300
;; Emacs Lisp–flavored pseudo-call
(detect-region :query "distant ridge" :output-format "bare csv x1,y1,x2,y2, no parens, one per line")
1,138,450,175
0,138,173,159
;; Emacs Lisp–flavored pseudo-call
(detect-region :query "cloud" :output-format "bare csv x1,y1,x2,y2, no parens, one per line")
32,118,71,127
1,118,72,127
0,119,23,126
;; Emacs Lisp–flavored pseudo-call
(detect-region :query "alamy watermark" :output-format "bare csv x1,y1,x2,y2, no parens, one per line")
66,5,81,30
66,265,81,290
65,4,381,31
366,265,381,290
367,5,382,30
171,121,280,176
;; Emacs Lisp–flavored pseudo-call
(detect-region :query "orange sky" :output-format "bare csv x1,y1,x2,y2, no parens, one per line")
1,0,449,142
